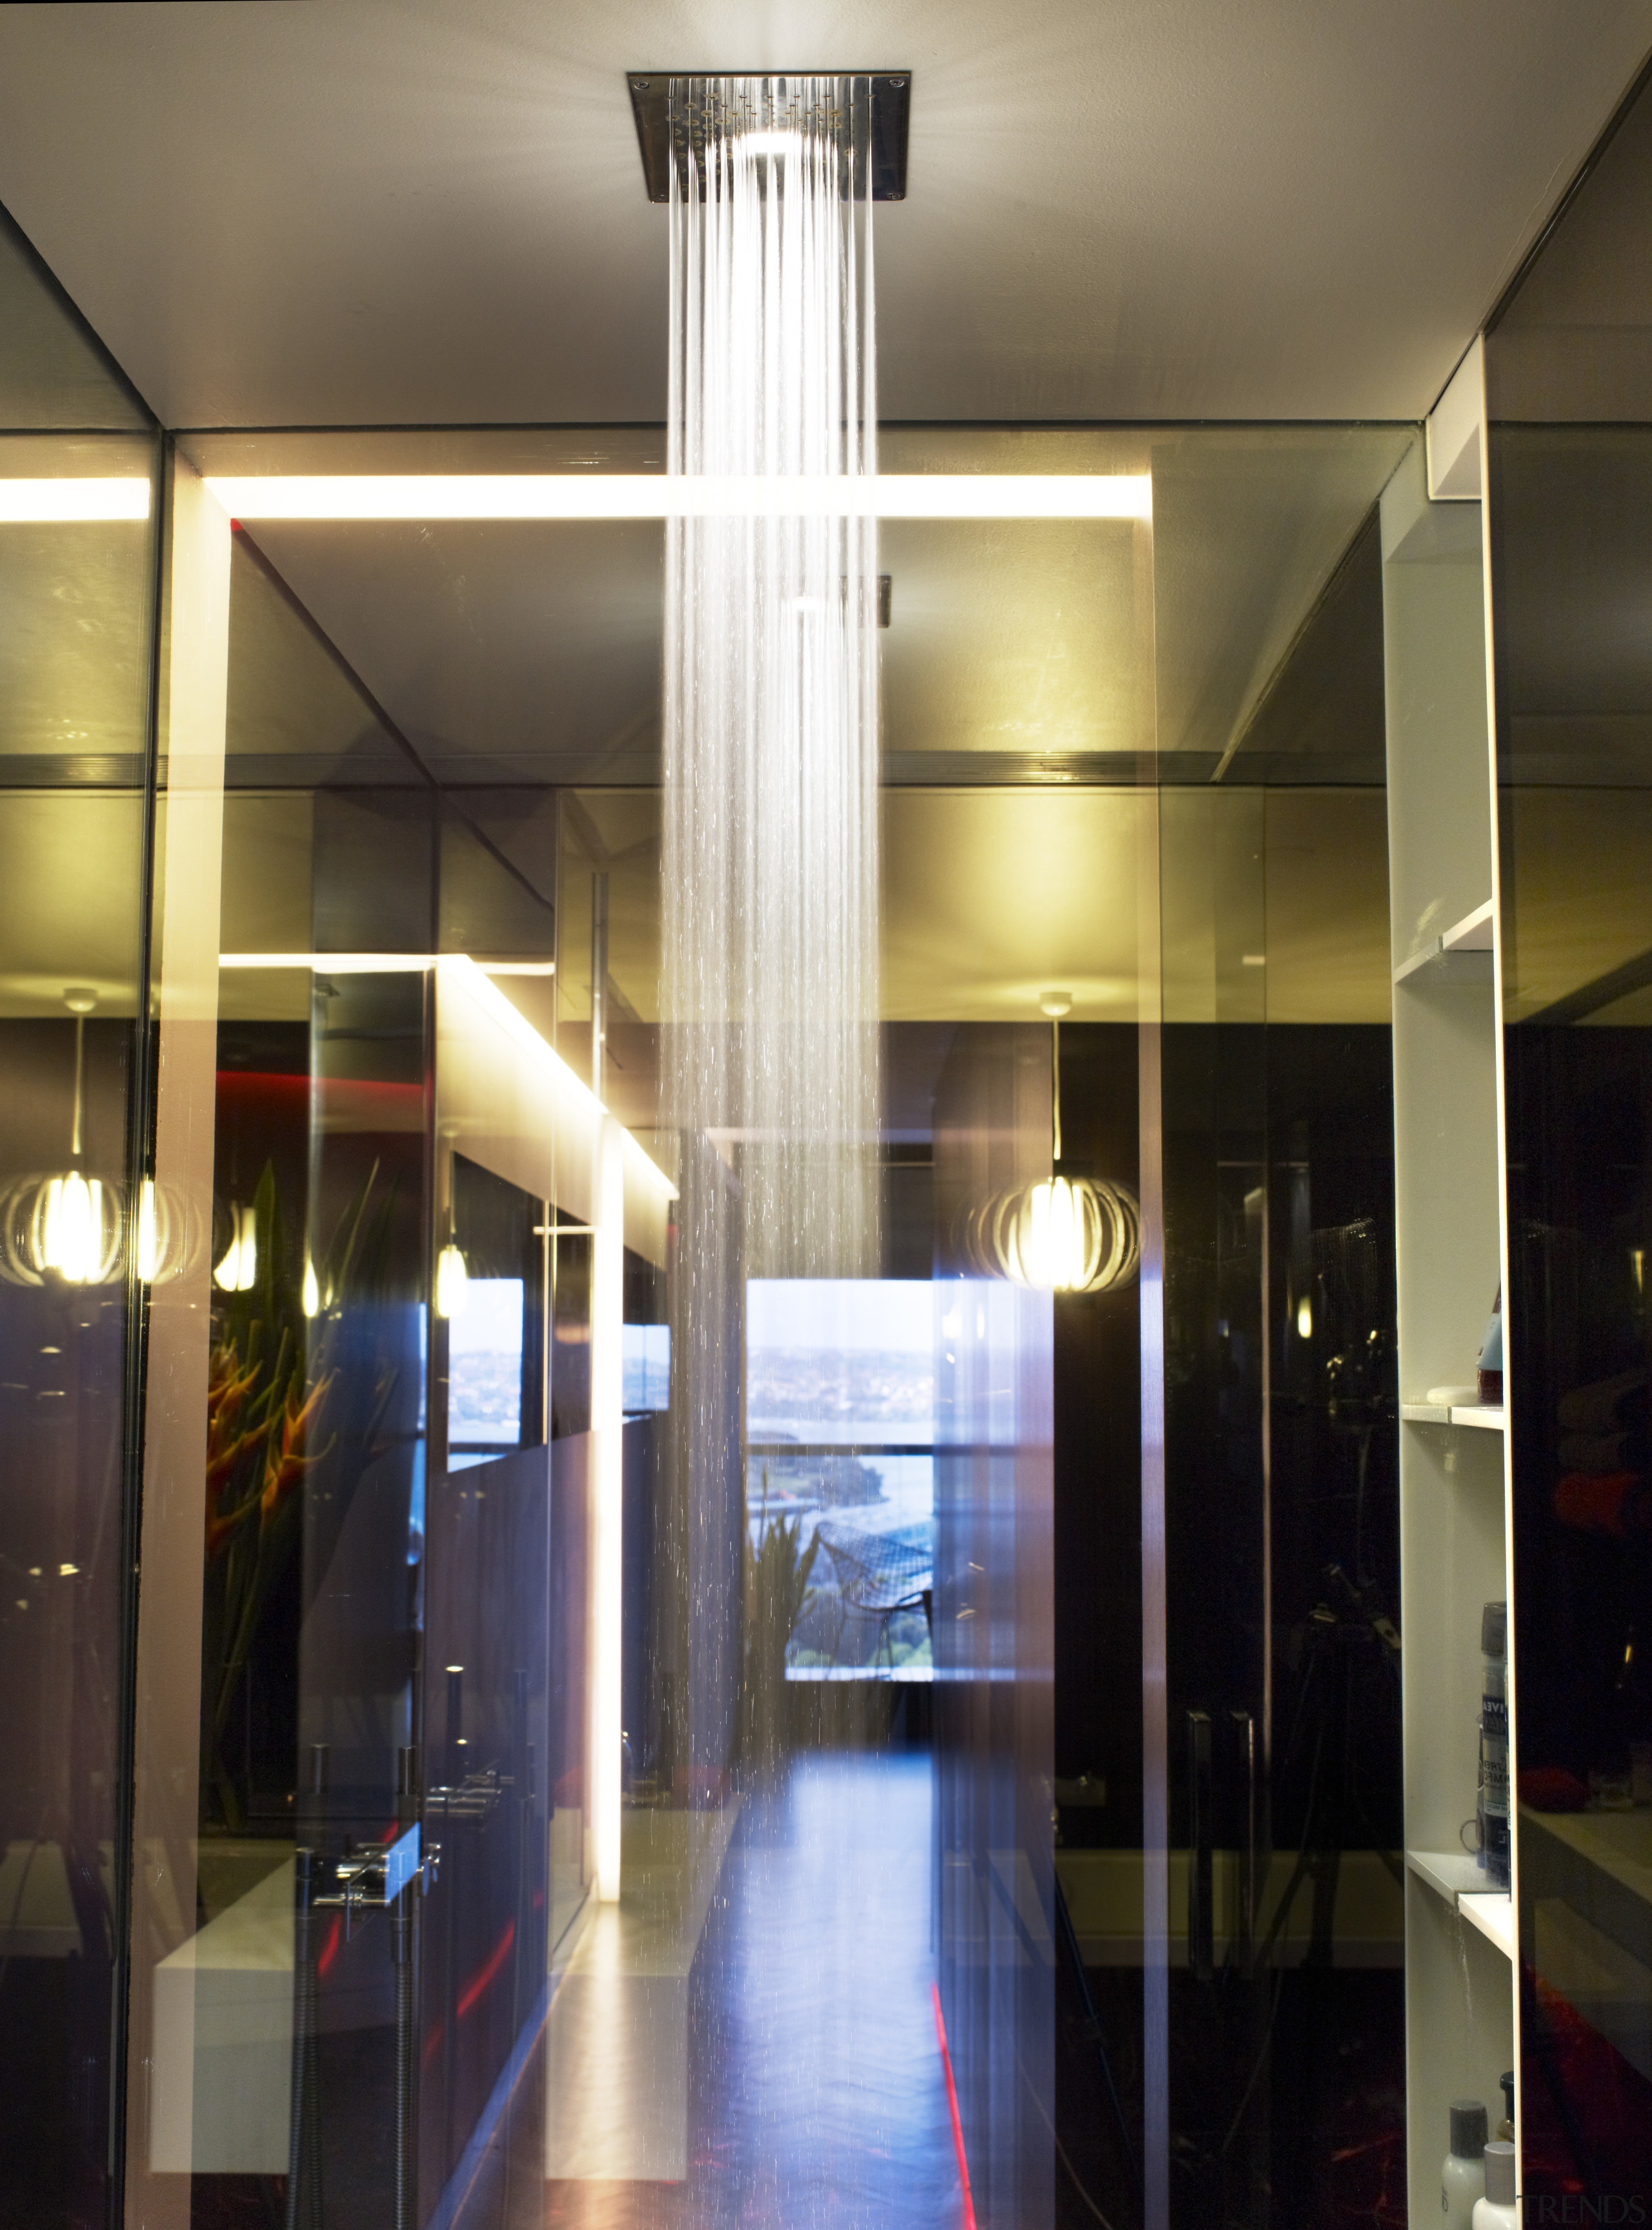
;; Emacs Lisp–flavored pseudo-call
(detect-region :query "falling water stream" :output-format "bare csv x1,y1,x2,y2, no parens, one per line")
661,78,882,1783
663,74,881,1275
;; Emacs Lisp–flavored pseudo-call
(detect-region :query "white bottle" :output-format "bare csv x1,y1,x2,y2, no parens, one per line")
1443,2100,1488,2229
1473,2141,1518,2230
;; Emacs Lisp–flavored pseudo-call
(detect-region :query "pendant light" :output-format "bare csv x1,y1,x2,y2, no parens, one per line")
0,991,123,1287
134,1175,197,1286
213,1202,259,1292
436,1230,470,1319
0,995,200,1290
956,991,1142,1295
435,1137,468,1318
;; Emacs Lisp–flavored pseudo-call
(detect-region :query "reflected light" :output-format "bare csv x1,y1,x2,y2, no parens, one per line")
0,997,126,1288
436,1242,470,1320
1296,1295,1313,1340
437,956,678,1202
135,1177,195,1287
221,951,433,972
135,1180,160,1285
302,1258,321,1319
0,478,152,522
959,1175,1142,1295
203,474,1153,523
214,1204,258,1293
42,1173,104,1284
0,1171,123,1287
591,1117,626,1902
220,951,555,977
1,1171,193,1290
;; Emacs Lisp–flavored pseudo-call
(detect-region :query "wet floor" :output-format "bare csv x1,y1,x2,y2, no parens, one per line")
456,1749,963,2230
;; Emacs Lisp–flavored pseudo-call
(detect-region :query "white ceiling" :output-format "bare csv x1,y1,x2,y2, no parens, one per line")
0,0,1648,427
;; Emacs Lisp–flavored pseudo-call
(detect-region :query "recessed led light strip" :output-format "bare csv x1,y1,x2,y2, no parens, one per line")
0,480,152,522
220,951,432,971
200,473,1153,522
0,474,1154,525
219,951,555,974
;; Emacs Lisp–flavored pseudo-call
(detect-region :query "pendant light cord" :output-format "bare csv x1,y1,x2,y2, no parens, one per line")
70,1015,85,1160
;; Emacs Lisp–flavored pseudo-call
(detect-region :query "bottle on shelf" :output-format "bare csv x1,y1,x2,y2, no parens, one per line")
1496,2071,1515,2144
1479,1601,1510,1889
1442,2100,1489,2230
1473,2142,1517,2230
1478,1286,1503,1405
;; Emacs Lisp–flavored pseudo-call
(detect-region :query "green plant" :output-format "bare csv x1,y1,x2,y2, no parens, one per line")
738,1466,820,1769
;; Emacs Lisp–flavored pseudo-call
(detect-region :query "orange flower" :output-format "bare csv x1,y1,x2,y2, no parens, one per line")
205,1341,265,1559
207,1342,259,1427
259,1372,335,1525
206,1428,258,1498
205,1488,257,1560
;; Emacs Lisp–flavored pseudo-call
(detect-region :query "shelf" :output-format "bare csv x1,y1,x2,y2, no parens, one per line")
1459,1890,1515,1957
1401,1402,1505,1431
1407,1849,1514,1956
1393,899,1496,986
1409,1846,1480,1900
1407,1847,1486,1901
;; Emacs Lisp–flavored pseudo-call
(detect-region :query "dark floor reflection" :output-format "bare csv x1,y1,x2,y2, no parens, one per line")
457,1749,963,2230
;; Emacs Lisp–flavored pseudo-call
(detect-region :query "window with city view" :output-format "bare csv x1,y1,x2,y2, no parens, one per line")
745,1279,935,1678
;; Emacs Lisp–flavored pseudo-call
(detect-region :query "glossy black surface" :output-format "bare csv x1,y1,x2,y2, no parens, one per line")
1489,56,1652,2209
932,1022,1056,2230
1160,1022,1403,2230
194,520,579,2230
421,1441,553,2206
0,196,157,2229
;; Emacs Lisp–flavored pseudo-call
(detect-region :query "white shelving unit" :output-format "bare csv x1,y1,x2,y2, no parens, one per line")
1382,350,1520,2227
1400,1403,1505,1430
1405,1849,1515,1956
1392,899,1497,986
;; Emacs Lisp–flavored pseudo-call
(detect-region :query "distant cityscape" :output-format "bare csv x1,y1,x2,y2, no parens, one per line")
746,1346,934,1443
450,1334,934,1449
450,1349,522,1444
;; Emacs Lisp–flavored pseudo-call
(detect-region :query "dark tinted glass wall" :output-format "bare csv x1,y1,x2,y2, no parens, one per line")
1487,66,1652,2208
0,201,158,2226
1156,936,1402,2230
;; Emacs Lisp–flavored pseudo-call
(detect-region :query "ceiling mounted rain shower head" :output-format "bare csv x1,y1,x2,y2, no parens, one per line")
626,74,911,203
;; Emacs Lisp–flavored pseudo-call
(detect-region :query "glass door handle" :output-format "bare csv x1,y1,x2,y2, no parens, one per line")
1229,1708,1257,1978
1187,1709,1214,1982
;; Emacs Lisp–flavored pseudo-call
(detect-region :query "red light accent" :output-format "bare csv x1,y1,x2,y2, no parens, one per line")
316,1915,342,1978
932,1982,976,2230
456,1919,515,2020
422,2018,445,2067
